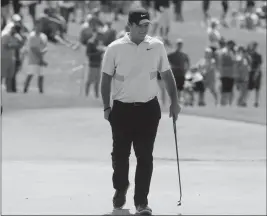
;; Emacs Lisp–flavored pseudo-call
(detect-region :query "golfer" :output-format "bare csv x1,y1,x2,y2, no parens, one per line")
101,7,181,215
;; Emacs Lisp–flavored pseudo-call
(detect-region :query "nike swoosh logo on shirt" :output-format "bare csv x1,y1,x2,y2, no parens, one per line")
147,48,152,50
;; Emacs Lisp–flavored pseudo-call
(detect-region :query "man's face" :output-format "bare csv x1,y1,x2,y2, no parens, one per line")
130,22,150,40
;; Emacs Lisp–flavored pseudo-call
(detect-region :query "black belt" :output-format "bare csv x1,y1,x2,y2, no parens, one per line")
113,97,157,107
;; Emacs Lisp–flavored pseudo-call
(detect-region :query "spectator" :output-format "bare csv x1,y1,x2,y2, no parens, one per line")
38,8,77,49
247,42,263,107
23,19,48,93
217,40,236,106
85,25,106,98
1,21,24,92
151,0,171,45
58,0,75,33
246,0,255,13
221,0,229,27
202,0,211,25
196,48,218,105
207,19,221,58
90,8,104,29
10,14,28,92
183,66,205,106
235,46,250,107
20,0,39,25
168,38,190,102
79,14,94,46
173,0,184,22
73,0,88,23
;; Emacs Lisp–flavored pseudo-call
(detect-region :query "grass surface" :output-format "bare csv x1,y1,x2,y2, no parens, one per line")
1,1,266,125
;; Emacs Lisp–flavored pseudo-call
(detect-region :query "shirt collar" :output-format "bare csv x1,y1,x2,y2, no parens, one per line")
122,32,150,44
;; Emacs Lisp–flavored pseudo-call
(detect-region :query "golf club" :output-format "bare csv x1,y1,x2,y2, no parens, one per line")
173,116,182,206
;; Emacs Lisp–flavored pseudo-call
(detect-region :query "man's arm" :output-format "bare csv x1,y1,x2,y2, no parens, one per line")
101,72,113,109
100,45,116,113
158,43,180,120
160,69,179,105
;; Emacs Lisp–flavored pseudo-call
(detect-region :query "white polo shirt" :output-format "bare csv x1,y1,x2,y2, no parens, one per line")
101,33,170,103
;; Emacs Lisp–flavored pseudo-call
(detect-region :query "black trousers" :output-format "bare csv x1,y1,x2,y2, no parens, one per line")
173,0,183,16
12,0,22,14
109,97,161,207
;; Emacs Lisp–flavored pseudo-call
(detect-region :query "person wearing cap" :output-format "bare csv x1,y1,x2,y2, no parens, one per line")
23,19,48,94
167,38,190,103
101,7,180,215
246,41,263,107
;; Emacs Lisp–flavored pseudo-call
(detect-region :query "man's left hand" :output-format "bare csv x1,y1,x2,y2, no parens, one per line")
169,102,181,121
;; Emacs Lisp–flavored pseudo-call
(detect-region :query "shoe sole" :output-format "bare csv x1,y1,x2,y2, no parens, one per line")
135,210,152,215
113,203,125,210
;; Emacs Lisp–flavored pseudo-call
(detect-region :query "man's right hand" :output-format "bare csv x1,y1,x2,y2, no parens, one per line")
104,108,111,121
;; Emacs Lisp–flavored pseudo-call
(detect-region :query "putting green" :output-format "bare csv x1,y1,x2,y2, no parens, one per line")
2,108,266,215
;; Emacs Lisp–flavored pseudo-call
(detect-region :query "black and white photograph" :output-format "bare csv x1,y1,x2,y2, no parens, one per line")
1,0,266,215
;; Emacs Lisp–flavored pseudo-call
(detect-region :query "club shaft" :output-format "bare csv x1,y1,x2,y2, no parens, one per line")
173,118,182,203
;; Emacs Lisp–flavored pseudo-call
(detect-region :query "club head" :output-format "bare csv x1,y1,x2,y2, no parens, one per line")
177,201,181,206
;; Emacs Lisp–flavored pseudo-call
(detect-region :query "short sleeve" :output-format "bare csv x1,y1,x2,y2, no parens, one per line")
101,45,116,76
158,43,170,73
